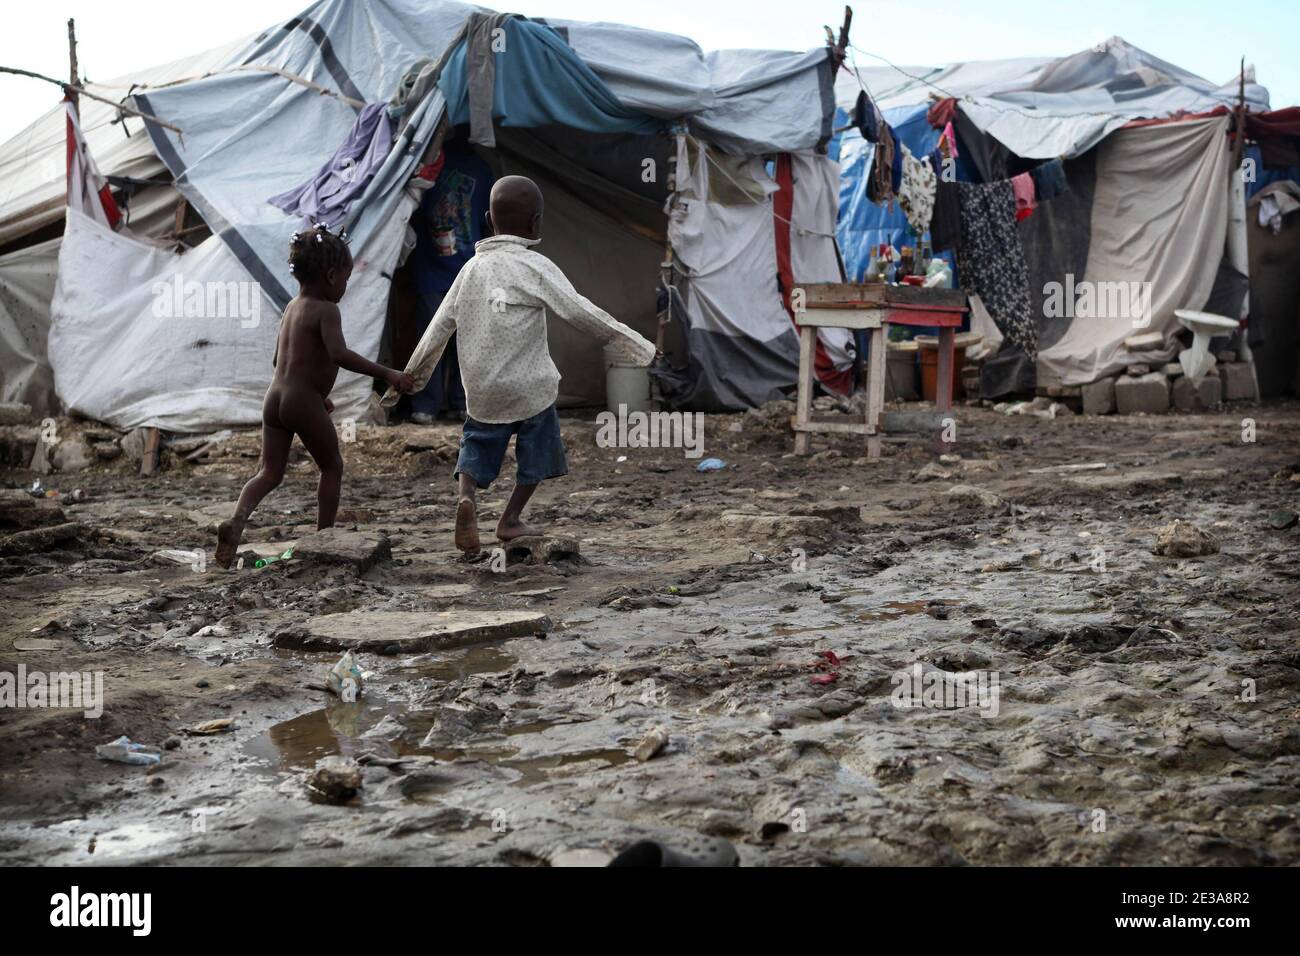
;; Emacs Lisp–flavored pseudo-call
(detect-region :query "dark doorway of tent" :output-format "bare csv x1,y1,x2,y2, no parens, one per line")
381,122,681,421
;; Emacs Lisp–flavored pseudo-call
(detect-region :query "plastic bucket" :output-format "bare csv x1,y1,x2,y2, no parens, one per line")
917,337,967,403
885,343,919,401
606,362,651,415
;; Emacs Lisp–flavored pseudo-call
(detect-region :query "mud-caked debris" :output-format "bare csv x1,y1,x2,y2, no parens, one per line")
292,527,392,572
501,534,580,566
1152,520,1220,558
633,726,670,762
307,756,362,803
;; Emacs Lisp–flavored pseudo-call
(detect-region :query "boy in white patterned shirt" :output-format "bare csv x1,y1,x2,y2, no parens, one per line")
384,175,655,555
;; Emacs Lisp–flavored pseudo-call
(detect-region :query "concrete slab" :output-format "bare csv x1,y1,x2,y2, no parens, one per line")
1081,377,1116,415
1115,372,1169,415
1220,362,1255,401
293,527,392,572
1172,374,1222,411
273,609,551,654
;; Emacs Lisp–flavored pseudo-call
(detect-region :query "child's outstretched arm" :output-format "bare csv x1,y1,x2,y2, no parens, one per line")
529,258,656,366
380,276,461,407
318,300,413,391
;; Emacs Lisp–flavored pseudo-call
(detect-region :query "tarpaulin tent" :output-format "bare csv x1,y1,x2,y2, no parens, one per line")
0,0,855,430
834,37,1294,395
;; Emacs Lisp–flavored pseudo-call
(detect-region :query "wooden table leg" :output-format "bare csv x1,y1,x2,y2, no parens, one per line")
794,324,815,455
865,325,886,459
935,326,955,453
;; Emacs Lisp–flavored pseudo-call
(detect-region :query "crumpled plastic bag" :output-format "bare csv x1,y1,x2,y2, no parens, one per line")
327,651,364,702
95,736,161,766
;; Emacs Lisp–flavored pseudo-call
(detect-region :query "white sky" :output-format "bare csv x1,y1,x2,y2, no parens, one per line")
1,0,1296,144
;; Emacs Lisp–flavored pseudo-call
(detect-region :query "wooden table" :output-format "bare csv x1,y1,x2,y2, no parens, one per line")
793,283,968,458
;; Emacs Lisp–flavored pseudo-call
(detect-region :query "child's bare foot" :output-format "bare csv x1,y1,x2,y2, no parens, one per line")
496,515,542,541
454,497,481,554
215,518,243,569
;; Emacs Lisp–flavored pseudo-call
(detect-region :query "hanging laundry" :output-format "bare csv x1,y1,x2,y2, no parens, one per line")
930,177,962,252
1028,158,1068,202
268,102,394,228
955,181,1037,359
941,121,960,159
1011,172,1036,221
867,120,897,206
927,97,957,129
897,145,937,238
851,90,884,144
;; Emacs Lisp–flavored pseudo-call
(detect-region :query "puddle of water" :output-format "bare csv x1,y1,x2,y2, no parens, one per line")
248,701,629,790
245,703,372,772
89,822,177,860
773,623,845,637
857,599,958,623
397,645,517,682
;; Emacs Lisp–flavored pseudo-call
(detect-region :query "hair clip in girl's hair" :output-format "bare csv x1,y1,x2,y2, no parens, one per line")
288,262,297,273
315,232,325,243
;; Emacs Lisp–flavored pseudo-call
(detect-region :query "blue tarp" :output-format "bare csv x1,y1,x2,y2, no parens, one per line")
836,104,960,284
438,19,663,138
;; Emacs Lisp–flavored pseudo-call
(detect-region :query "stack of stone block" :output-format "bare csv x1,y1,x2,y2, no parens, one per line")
1079,359,1255,415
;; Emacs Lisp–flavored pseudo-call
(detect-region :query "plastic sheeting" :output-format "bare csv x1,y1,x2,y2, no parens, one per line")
47,204,410,432
439,18,663,142
0,237,60,416
0,36,249,247
1037,115,1231,386
660,138,848,410
836,37,1268,161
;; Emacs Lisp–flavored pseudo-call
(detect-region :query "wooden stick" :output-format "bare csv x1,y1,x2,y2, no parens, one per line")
67,19,78,109
0,65,184,134
140,427,161,477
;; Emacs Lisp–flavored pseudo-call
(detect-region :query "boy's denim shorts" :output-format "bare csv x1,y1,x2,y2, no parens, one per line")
454,404,569,489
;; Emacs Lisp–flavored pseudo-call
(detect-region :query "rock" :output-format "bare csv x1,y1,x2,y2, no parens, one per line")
633,726,670,762
1125,331,1165,352
52,438,94,473
1172,374,1222,412
500,534,580,566
0,403,32,425
0,521,80,556
273,609,551,654
93,443,122,461
943,484,1005,511
1041,384,1082,398
1126,363,1151,376
119,428,148,462
743,399,796,430
1219,362,1255,401
1081,377,1117,415
913,462,952,481
1115,372,1169,415
293,527,392,572
719,512,830,540
307,756,362,803
0,489,66,531
1152,520,1220,558
1268,509,1298,530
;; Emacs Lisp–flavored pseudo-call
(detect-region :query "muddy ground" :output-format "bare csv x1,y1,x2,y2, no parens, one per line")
1,397,1299,866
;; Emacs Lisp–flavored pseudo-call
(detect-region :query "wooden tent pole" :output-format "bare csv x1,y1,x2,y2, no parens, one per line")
67,18,79,112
